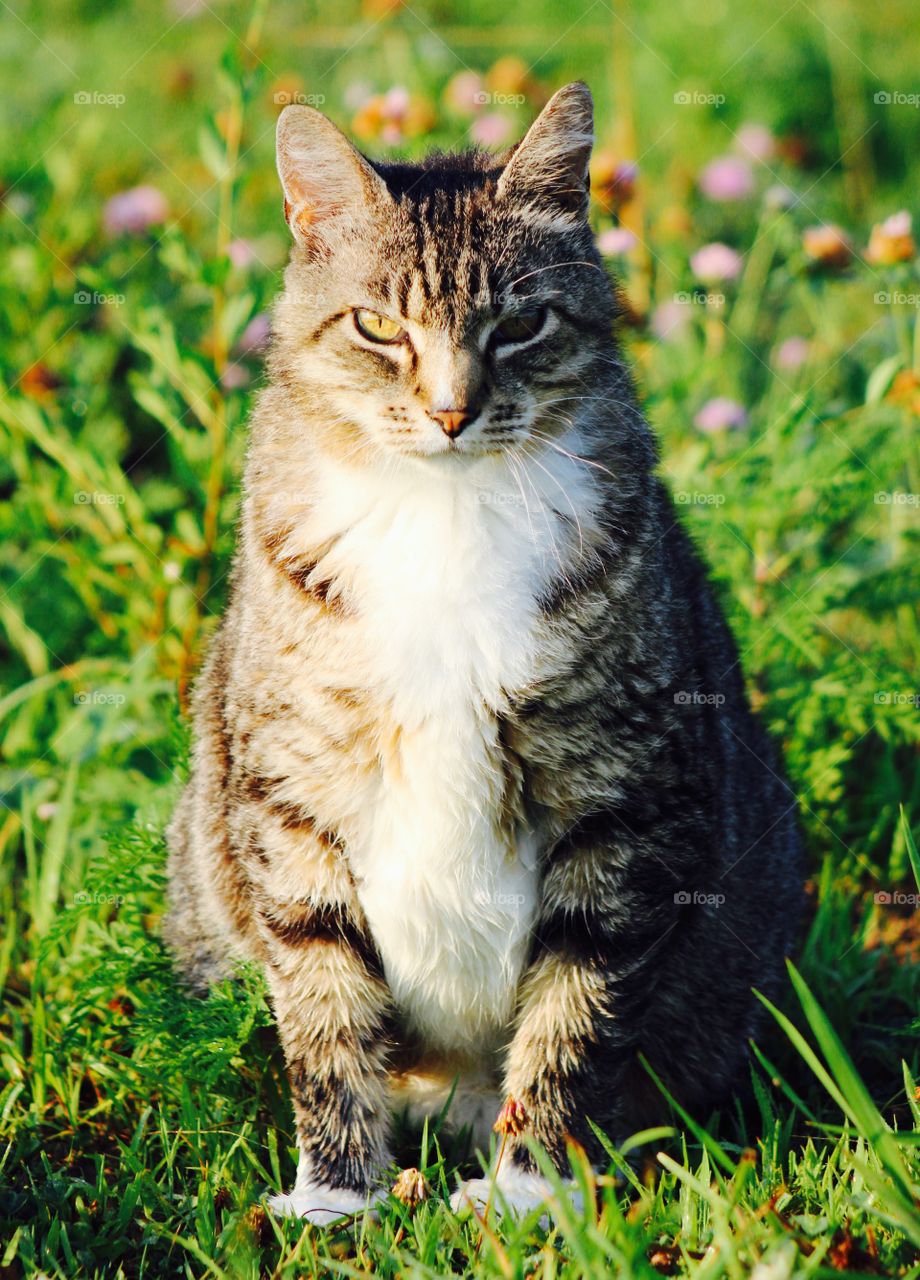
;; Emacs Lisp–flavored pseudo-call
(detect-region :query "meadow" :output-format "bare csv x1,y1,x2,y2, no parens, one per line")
0,0,918,1275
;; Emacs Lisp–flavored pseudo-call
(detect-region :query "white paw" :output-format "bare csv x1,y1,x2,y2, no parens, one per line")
450,1167,584,1223
268,1183,382,1224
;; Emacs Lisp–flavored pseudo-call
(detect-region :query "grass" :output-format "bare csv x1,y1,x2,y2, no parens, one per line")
1,0,919,1275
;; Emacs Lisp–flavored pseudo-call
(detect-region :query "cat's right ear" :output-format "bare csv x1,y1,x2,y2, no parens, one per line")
276,105,392,249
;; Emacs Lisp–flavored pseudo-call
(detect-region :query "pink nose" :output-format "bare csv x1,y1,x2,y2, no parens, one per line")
430,408,474,439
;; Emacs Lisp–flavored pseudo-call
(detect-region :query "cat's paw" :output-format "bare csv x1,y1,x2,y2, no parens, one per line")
268,1183,382,1224
450,1167,583,1223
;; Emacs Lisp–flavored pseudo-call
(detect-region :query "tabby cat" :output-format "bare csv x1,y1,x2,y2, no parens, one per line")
165,82,802,1222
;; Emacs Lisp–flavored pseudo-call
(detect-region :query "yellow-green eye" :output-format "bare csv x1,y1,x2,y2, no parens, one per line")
354,309,405,343
493,307,547,346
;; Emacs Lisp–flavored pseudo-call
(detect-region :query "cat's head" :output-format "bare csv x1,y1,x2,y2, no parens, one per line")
271,82,615,463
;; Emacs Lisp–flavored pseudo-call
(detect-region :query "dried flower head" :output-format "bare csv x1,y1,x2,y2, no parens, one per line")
493,1096,529,1137
391,1166,430,1208
866,211,915,266
802,224,852,269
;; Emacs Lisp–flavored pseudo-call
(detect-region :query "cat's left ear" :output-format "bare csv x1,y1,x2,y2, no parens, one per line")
496,82,594,222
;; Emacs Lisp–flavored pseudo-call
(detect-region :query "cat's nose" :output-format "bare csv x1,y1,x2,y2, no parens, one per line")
429,408,476,439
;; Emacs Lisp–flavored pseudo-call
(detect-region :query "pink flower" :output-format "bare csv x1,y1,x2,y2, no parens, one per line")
382,86,411,119
698,156,754,201
690,242,743,283
774,337,810,371
597,227,637,256
220,362,250,390
227,239,257,268
694,397,748,432
443,70,486,116
734,124,775,163
470,112,513,147
236,313,271,355
104,185,168,236
650,301,691,341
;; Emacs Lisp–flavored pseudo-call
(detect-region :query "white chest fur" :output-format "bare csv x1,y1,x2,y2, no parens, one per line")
306,449,594,1049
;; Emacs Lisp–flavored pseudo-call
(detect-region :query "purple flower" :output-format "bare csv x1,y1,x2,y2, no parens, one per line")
690,242,743,283
597,227,637,256
650,300,691,341
694,397,748,432
698,155,754,202
470,112,513,147
220,362,250,390
236,313,271,355
774,337,810,371
227,239,257,268
734,123,775,163
104,185,168,236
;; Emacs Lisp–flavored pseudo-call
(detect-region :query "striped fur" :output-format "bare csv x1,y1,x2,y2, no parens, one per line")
165,83,802,1221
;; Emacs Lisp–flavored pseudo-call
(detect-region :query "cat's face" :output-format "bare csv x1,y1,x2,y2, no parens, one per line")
272,83,615,464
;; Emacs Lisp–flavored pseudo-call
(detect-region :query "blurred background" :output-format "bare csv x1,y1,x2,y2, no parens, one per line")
0,0,918,1023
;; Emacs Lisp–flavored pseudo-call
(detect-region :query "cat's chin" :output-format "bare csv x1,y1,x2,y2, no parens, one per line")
268,1183,385,1224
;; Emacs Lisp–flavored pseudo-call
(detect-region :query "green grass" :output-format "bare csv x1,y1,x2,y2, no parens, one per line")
1,0,919,1275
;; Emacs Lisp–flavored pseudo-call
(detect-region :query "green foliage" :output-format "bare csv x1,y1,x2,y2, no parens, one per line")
1,0,919,1275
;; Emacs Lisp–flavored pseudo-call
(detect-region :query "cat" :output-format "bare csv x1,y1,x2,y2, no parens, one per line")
164,81,803,1223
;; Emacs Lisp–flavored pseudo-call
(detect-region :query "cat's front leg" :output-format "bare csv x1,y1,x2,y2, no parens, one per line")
258,898,394,1223
453,876,677,1218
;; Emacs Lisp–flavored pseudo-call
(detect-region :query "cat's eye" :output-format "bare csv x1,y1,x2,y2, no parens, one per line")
492,307,548,347
353,309,406,344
